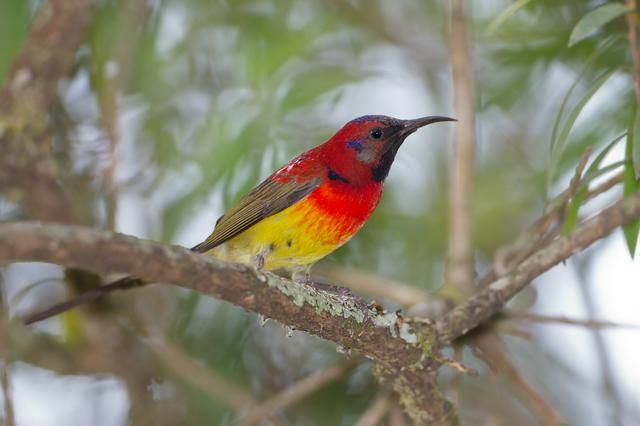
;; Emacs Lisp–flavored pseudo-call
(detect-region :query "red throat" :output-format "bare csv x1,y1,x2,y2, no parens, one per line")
300,179,383,245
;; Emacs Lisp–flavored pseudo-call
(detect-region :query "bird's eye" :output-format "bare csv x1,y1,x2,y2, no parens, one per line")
370,127,383,139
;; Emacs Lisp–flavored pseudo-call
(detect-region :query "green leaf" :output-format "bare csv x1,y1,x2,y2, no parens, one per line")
486,0,535,35
584,133,627,177
548,68,617,191
568,3,629,47
563,133,627,234
549,37,617,158
633,108,640,178
562,186,588,234
280,68,360,112
623,105,640,257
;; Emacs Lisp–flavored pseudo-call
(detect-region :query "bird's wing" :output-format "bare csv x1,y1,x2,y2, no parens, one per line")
191,176,321,253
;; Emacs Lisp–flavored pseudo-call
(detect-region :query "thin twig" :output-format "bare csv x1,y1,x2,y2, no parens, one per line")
574,257,623,426
388,405,408,426
0,281,14,426
0,362,13,426
505,311,640,329
447,345,465,406
354,392,394,426
567,148,592,201
144,326,255,411
446,0,476,291
437,192,640,342
236,359,359,426
497,148,592,278
474,333,566,426
99,0,153,231
627,0,640,105
479,170,624,287
492,323,533,340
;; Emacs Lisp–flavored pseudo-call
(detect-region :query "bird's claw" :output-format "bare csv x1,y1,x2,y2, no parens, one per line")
251,253,268,282
291,268,312,285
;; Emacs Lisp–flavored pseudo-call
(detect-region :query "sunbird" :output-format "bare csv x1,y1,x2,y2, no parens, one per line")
25,115,454,324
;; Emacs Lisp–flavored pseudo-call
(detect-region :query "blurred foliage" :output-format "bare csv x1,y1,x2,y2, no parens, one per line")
0,0,30,85
3,0,640,425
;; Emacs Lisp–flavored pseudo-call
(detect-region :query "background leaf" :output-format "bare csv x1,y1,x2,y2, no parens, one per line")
486,0,535,35
562,133,627,234
548,68,617,193
568,3,629,47
623,105,640,257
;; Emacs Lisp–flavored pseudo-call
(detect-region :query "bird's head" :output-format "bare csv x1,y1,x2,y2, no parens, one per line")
319,115,455,185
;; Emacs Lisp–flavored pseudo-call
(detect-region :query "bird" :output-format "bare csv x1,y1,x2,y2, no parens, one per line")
24,115,454,324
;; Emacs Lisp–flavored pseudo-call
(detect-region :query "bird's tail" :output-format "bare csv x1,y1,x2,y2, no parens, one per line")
22,276,146,325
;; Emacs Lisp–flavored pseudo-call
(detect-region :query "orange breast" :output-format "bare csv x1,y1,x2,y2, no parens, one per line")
209,181,383,269
291,182,382,246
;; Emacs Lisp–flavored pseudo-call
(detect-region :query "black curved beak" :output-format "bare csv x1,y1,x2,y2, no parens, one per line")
398,116,457,137
371,115,456,182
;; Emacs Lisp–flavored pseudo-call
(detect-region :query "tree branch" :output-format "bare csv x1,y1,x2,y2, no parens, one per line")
3,193,640,423
0,221,454,425
144,328,255,411
505,311,640,329
355,392,395,426
474,333,565,425
236,359,358,426
436,192,640,342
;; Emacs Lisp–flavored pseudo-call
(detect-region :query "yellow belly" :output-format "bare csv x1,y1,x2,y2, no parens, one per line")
205,194,364,270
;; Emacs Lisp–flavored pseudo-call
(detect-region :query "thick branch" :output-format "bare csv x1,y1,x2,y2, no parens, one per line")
436,192,640,342
0,221,453,425
0,222,412,364
2,189,640,421
4,191,640,422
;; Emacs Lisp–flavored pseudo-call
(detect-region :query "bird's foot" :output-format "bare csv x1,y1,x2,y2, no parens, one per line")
292,269,312,285
253,252,266,270
251,253,268,283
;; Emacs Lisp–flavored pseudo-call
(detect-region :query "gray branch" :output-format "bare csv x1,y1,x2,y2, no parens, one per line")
2,192,640,424
0,221,454,425
436,193,640,342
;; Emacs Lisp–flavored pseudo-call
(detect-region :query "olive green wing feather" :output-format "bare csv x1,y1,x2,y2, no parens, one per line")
191,177,321,253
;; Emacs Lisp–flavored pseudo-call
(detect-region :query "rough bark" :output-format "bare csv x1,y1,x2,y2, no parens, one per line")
436,193,640,342
0,221,454,425
2,191,640,424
